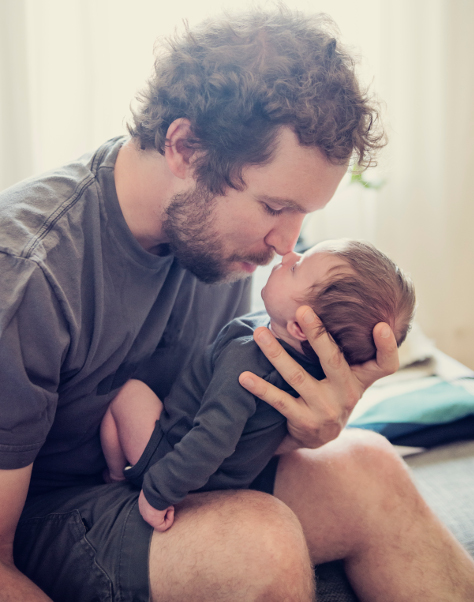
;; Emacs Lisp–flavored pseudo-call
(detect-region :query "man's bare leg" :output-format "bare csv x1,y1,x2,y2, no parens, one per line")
275,428,474,602
149,489,316,602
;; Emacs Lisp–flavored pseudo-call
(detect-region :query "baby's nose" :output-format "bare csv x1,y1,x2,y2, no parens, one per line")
281,251,300,265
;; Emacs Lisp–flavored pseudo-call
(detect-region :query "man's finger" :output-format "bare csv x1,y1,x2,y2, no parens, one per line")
353,322,399,390
295,306,353,386
373,322,399,374
238,370,302,419
252,327,317,396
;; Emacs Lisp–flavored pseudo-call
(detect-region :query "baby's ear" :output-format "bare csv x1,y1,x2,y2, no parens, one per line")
286,320,307,342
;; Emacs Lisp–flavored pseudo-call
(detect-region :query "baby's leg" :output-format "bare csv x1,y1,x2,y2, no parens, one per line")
101,379,164,482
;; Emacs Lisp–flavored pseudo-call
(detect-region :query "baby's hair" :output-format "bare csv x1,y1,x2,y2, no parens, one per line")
300,240,416,365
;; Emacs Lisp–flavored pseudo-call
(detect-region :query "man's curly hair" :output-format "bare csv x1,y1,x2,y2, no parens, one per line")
128,7,386,195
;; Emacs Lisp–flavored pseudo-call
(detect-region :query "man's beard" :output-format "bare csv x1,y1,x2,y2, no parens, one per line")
162,186,274,284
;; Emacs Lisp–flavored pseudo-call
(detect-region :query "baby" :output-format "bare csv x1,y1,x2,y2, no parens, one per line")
101,239,416,531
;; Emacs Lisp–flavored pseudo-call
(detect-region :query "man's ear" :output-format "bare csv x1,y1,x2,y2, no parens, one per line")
164,118,196,180
286,319,307,342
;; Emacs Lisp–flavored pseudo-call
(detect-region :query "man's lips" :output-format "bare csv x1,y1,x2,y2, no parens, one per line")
240,262,258,273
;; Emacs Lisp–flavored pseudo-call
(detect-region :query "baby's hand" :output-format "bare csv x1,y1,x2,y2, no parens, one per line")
138,490,175,532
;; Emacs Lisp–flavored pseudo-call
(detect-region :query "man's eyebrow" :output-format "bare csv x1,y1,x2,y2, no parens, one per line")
256,194,307,214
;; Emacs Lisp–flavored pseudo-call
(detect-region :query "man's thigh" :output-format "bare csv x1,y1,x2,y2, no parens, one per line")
12,458,281,602
148,488,316,602
14,482,152,602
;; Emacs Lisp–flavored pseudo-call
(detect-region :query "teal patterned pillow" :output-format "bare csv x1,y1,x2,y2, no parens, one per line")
348,377,474,447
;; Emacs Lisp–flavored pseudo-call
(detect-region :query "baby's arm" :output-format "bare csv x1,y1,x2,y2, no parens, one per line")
142,399,250,508
101,379,164,482
139,343,269,510
138,490,174,531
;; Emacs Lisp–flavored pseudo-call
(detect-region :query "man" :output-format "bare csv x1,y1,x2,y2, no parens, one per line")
1,8,473,602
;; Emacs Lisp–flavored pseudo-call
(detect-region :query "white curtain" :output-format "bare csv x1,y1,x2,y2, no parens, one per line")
302,0,474,370
377,0,474,369
1,0,473,367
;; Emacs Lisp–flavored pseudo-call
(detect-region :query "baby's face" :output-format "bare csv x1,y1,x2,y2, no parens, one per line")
261,242,349,329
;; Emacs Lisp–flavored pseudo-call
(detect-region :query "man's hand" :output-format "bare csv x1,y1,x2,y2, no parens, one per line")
239,306,399,449
138,490,175,532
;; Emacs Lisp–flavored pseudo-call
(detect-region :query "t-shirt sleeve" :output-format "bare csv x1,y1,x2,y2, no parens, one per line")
0,253,69,469
142,340,259,509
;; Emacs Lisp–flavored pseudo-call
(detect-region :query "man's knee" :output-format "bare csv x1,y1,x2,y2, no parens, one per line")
275,429,419,562
336,428,404,468
335,429,412,488
291,428,407,483
149,489,315,601
182,490,315,595
235,490,316,598
277,428,415,520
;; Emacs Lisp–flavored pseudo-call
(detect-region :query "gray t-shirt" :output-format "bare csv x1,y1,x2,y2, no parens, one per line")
0,137,251,494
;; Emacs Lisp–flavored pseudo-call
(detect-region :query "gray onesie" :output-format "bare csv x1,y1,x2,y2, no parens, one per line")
125,312,325,510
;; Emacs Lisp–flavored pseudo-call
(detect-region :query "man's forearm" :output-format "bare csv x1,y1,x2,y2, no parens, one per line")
0,560,52,602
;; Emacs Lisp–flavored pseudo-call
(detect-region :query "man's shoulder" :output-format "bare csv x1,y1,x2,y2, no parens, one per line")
0,137,125,261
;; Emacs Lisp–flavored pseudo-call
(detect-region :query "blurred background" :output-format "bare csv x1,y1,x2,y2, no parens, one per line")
1,0,473,368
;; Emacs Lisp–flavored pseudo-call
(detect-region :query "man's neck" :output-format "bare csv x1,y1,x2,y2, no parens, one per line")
114,139,171,253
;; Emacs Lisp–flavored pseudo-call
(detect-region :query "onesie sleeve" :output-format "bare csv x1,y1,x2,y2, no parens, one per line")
141,338,262,510
0,253,69,469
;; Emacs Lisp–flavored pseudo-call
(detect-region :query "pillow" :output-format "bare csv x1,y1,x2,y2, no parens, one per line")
396,322,436,369
346,322,474,448
348,376,474,448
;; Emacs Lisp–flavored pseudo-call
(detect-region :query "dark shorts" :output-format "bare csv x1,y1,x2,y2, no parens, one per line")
14,457,280,602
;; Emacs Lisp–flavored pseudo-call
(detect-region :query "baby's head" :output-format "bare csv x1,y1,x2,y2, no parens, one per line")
261,239,416,365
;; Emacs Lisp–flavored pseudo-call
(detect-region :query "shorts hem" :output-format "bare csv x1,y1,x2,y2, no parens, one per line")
118,495,153,601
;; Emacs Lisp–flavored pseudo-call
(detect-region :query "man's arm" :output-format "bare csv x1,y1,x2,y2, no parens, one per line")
239,306,399,449
0,464,52,602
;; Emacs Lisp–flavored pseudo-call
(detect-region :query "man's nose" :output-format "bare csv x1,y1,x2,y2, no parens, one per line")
264,214,305,256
